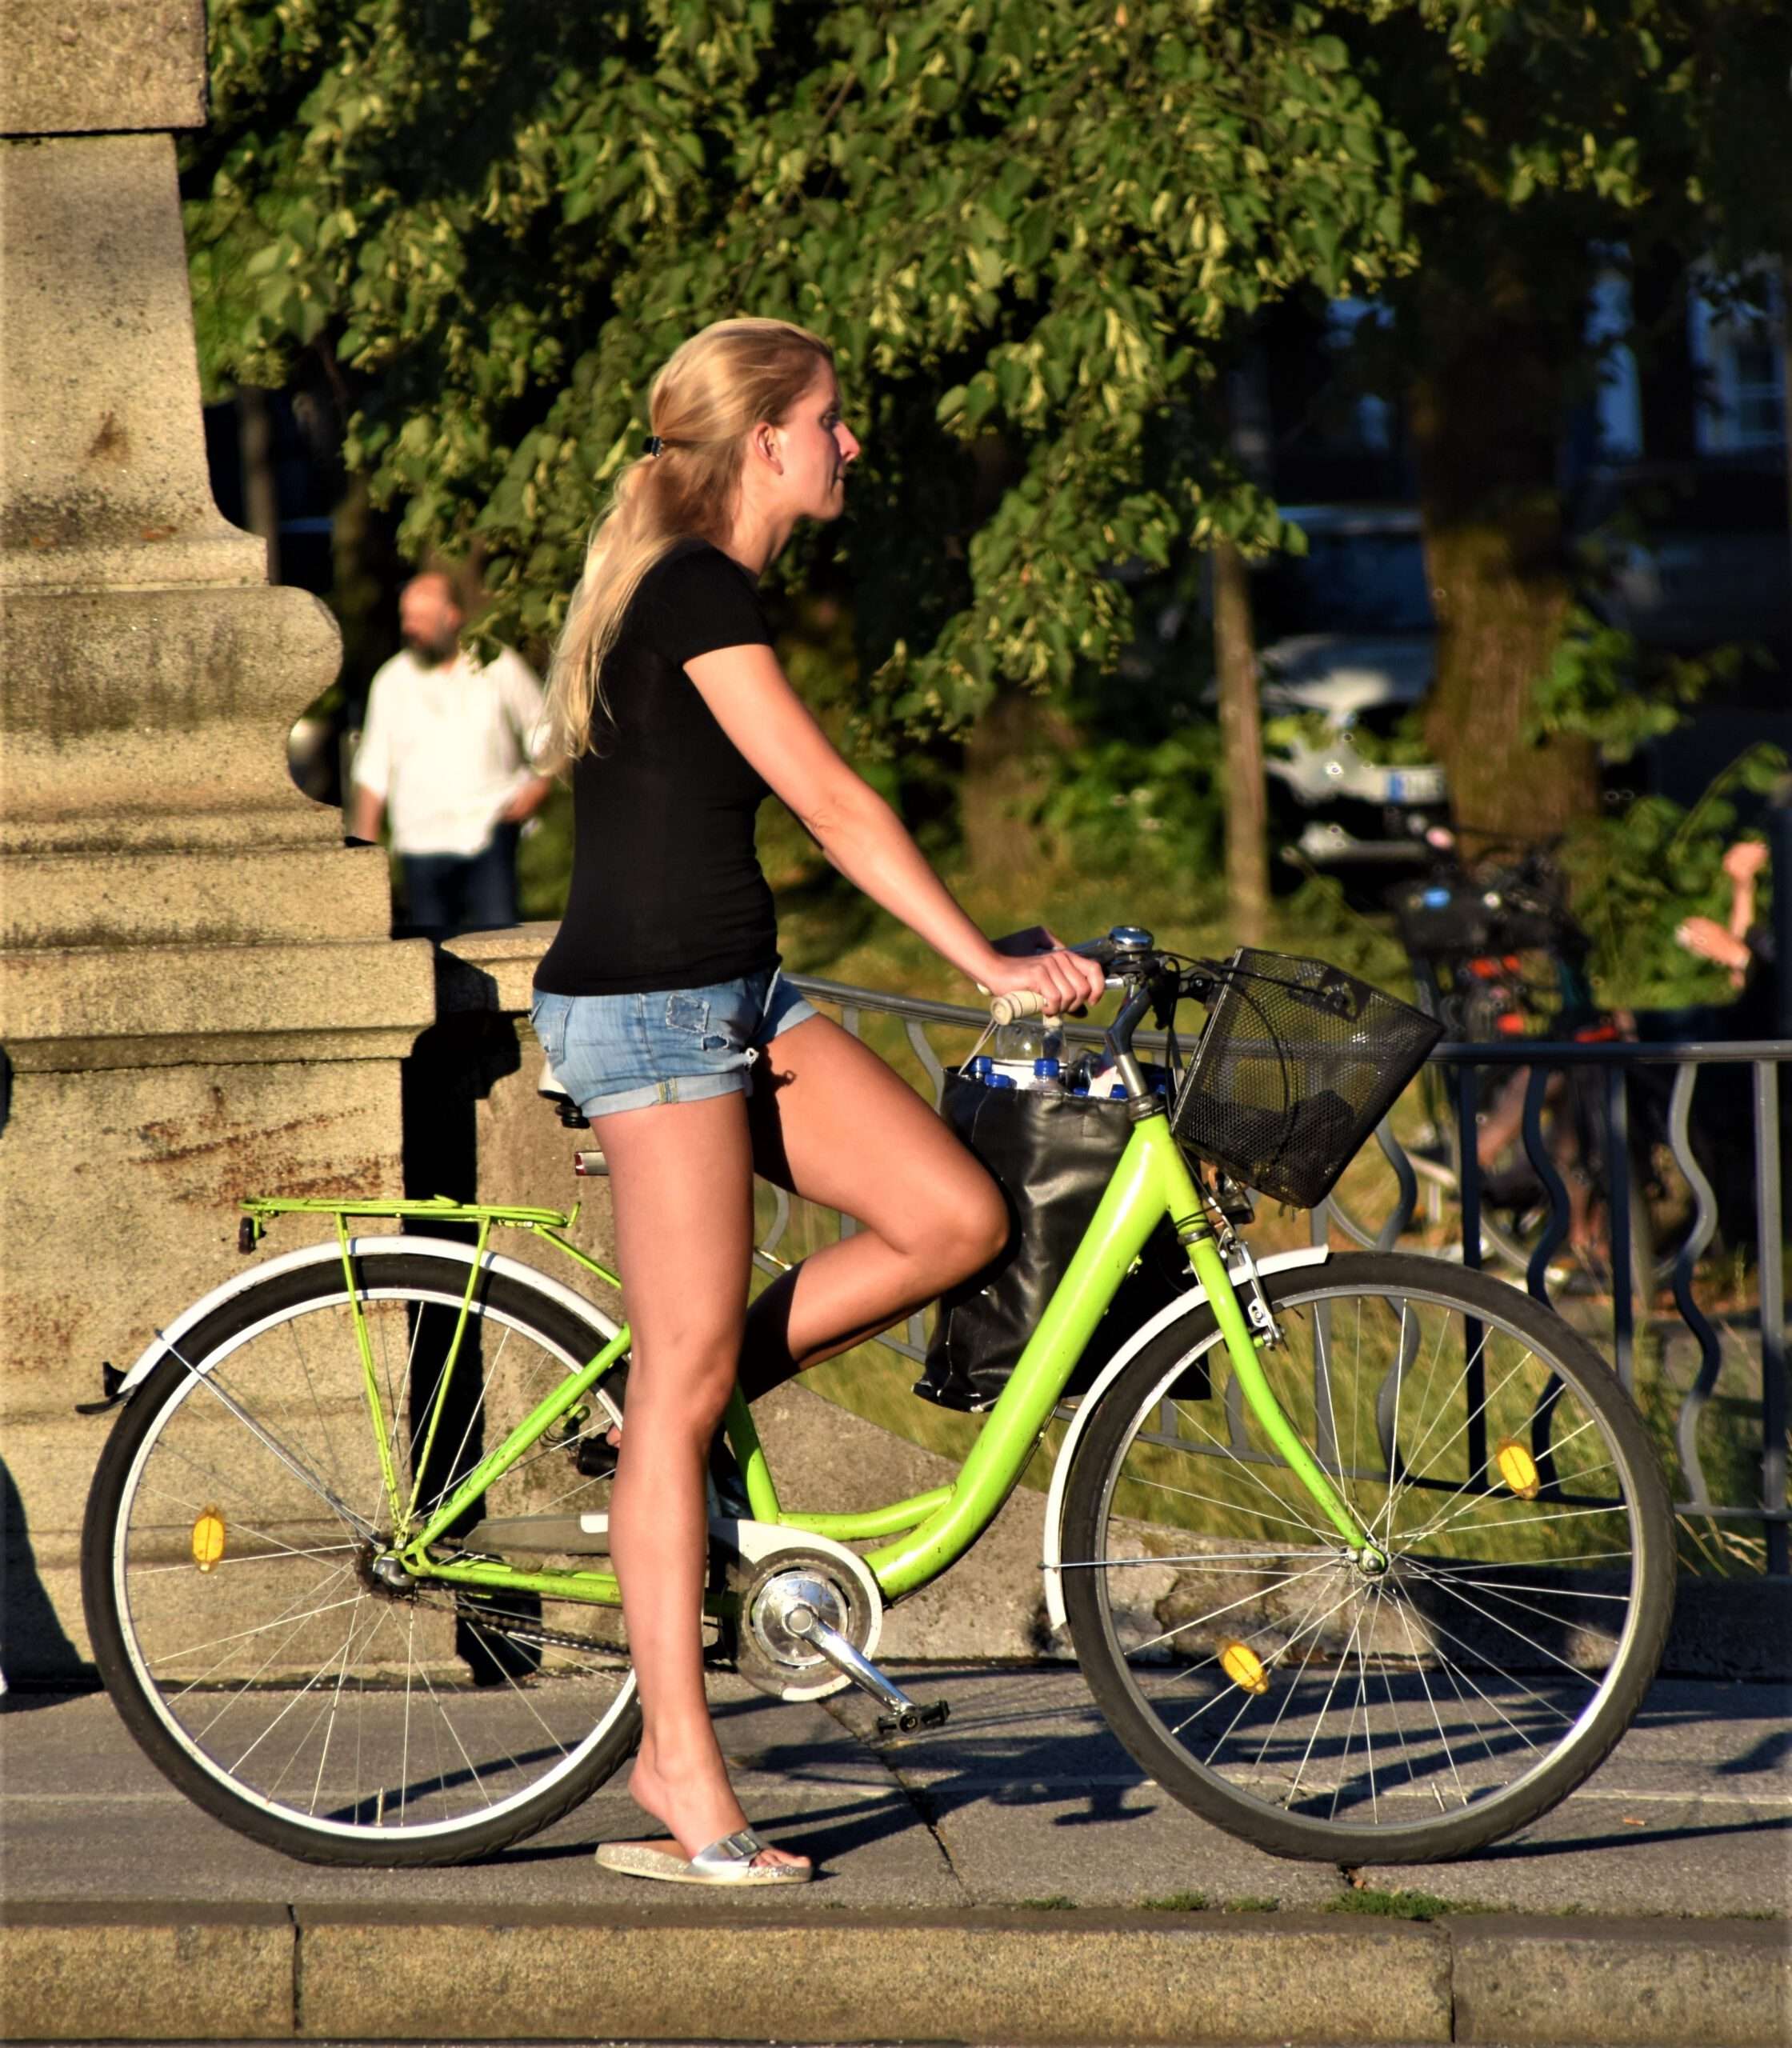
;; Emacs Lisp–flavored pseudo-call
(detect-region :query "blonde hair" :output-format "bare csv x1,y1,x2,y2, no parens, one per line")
545,317,834,761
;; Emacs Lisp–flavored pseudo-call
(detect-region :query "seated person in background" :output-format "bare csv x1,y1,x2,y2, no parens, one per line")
1667,835,1778,1251
1676,838,1774,1030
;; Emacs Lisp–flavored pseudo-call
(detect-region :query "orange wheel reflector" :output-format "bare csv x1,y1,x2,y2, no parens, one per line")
191,1506,226,1573
1218,1639,1270,1695
1495,1438,1541,1500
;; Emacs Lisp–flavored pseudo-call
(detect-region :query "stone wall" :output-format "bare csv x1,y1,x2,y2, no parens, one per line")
0,2,434,1681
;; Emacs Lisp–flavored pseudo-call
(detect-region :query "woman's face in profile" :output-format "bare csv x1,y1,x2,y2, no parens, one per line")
777,368,860,523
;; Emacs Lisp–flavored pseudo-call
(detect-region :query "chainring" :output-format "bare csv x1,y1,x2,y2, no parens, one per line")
727,1545,877,1702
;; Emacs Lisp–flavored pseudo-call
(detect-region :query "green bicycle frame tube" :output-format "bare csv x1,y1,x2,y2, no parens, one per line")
277,1113,1373,1613
398,1322,630,1562
860,1109,1366,1594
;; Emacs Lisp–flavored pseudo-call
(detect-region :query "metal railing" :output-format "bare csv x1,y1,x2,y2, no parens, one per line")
783,974,1790,1576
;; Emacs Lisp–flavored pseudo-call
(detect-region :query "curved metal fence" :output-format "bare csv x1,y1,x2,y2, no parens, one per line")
786,974,1789,1577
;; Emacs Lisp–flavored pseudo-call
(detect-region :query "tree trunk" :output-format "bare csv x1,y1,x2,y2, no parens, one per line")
1410,274,1598,839
961,690,1076,882
1213,539,1270,946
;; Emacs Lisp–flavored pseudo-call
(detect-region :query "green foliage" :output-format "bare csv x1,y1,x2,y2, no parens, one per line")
1039,722,1226,879
184,0,1433,739
1563,746,1785,1010
1528,608,1763,762
1264,706,1435,766
1392,0,1792,266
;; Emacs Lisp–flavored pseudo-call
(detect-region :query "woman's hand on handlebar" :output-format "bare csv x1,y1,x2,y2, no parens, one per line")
978,926,1108,1016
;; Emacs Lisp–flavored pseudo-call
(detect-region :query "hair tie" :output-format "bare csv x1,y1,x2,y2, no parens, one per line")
642,434,665,458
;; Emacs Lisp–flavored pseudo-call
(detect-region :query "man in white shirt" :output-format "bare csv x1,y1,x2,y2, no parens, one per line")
350,569,555,940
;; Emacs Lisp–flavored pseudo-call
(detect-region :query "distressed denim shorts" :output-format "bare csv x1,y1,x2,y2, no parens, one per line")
530,968,818,1118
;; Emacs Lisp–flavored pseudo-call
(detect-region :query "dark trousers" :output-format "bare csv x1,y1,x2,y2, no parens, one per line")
398,826,520,942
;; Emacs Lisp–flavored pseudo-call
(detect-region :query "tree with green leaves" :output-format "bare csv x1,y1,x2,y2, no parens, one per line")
187,0,1787,893
186,0,1420,762
1346,0,1791,837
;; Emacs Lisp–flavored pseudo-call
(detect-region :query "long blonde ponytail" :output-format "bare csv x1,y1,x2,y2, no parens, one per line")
545,317,834,762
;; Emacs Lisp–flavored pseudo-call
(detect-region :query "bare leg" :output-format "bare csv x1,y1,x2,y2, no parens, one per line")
594,1019,1004,1866
736,1013,1010,1401
594,1090,806,1872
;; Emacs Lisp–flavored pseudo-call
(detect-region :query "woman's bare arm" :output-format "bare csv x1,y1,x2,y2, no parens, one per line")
685,642,1105,1014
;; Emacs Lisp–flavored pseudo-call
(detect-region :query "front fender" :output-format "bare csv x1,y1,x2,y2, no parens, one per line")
1038,1244,1330,1635
114,1234,619,1398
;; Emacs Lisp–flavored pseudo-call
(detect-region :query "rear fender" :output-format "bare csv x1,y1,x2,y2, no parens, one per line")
113,1235,618,1398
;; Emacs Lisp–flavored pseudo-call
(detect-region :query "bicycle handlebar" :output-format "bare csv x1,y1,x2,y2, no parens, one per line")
989,989,1052,1025
989,959,1136,1026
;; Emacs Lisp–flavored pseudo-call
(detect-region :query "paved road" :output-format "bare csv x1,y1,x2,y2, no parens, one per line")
2,1666,1786,2045
5,1666,1786,1913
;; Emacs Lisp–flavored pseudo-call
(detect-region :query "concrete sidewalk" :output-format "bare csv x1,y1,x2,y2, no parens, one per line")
2,1667,1786,2045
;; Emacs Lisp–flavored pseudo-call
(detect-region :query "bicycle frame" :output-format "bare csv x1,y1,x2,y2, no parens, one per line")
239,1119,1376,1621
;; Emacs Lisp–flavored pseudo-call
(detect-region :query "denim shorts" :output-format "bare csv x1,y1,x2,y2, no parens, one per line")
530,968,818,1118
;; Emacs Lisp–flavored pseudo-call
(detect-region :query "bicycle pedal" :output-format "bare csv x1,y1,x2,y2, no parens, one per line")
877,1698,950,1736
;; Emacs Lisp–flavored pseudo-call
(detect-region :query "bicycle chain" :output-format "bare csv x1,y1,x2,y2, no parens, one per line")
398,1586,634,1662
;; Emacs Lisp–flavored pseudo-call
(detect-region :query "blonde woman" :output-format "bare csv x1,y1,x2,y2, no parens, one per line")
531,318,1104,1886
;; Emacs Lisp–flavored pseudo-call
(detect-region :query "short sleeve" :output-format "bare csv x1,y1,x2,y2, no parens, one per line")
646,546,773,669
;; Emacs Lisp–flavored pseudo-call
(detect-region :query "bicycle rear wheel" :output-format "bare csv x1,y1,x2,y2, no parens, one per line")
1063,1253,1674,1862
82,1250,638,1866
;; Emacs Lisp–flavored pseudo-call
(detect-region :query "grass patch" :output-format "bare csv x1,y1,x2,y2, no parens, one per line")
1016,1894,1078,1910
1325,1886,1467,1922
1221,1894,1282,1914
1141,1890,1210,1913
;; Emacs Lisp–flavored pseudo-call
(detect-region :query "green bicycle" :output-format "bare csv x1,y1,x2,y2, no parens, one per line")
80,929,1675,1868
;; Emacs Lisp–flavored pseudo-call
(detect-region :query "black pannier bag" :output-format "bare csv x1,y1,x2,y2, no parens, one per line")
914,1074,1195,1414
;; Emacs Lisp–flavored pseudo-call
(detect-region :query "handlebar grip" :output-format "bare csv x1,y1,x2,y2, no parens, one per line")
990,989,1052,1025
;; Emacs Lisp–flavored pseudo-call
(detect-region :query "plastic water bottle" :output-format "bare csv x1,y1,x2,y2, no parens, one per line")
963,1055,1015,1088
989,1021,1063,1090
992,1019,1047,1061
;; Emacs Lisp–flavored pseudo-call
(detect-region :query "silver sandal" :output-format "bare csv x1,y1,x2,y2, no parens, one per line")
596,1827,813,1886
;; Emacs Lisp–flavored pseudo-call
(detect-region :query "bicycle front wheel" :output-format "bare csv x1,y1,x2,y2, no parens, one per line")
1062,1253,1674,1862
82,1250,638,1866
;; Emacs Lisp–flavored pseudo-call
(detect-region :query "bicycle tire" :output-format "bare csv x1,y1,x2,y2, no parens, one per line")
82,1250,640,1866
1062,1252,1674,1862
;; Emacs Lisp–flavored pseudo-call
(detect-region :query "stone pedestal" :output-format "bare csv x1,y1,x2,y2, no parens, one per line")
0,4,434,1680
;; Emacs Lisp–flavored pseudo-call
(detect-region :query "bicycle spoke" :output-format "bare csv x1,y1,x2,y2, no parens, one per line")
1401,1406,1614,1544
166,1346,378,1542
1074,1258,1668,1859
1122,1556,1338,1659
1059,1548,1330,1570
102,1261,640,1856
307,1598,374,1817
1405,1568,1615,1689
162,1579,363,1692
1390,1586,1468,1812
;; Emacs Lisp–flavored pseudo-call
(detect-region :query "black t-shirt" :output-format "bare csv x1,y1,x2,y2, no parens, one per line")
534,540,779,997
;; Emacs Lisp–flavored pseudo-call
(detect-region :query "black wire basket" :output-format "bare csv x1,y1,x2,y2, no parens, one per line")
1170,949,1443,1210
